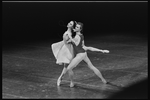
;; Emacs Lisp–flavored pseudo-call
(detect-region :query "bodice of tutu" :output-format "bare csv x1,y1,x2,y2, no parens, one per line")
51,30,74,64
63,31,72,42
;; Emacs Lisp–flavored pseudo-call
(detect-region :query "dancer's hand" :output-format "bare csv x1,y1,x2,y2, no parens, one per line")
66,39,71,43
73,29,76,32
103,50,109,53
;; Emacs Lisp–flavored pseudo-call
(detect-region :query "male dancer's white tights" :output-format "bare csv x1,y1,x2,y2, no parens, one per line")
66,52,107,87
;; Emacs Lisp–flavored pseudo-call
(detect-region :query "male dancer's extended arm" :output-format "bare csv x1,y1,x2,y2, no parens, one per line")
82,41,109,53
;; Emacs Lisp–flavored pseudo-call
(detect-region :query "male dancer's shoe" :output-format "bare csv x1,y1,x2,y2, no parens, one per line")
70,81,75,87
102,79,107,84
57,78,62,86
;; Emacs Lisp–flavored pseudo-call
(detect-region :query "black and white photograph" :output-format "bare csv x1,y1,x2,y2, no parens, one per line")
2,1,148,99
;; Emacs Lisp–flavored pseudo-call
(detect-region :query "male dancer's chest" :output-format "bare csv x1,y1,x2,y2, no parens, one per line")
72,34,85,55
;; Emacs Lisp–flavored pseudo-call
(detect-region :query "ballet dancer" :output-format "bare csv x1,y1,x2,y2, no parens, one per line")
66,22,109,87
51,21,75,86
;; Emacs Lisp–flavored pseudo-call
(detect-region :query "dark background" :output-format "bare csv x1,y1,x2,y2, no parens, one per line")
2,2,148,99
2,2,148,45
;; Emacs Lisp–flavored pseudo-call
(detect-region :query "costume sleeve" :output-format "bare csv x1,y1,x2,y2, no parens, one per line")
74,35,81,46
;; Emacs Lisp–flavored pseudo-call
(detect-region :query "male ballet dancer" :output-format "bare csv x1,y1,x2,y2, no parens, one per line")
66,22,109,87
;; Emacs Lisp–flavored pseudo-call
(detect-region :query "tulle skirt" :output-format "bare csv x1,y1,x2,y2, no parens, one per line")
51,41,74,65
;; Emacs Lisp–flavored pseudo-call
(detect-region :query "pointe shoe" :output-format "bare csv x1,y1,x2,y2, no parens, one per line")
70,82,74,88
57,78,61,86
102,79,107,84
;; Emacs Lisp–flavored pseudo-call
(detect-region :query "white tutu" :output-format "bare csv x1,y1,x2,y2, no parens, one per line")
51,40,74,65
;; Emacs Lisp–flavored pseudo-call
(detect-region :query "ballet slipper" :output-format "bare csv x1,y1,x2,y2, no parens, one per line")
70,82,75,87
57,78,62,86
102,79,107,84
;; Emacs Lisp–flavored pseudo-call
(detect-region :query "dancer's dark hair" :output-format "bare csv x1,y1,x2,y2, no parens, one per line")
71,21,76,38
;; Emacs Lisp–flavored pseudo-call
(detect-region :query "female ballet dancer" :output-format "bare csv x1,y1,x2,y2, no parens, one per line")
66,22,109,87
51,21,75,86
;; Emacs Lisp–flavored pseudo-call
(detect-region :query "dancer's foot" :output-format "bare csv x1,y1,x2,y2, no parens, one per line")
102,79,107,84
70,81,74,88
57,78,62,86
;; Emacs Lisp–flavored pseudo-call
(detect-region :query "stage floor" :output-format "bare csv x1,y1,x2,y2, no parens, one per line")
2,35,148,99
